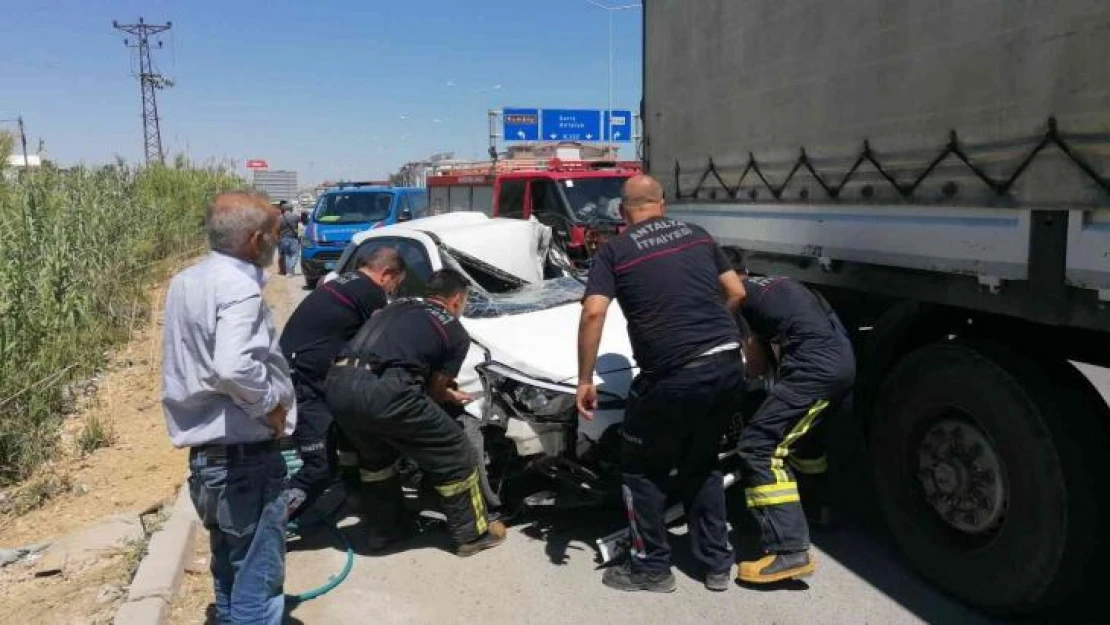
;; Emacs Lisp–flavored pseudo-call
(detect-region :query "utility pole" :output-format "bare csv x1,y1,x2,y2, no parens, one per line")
113,18,173,165
0,115,29,166
17,116,28,167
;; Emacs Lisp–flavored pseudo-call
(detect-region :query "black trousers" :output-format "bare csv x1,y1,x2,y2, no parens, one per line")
620,353,745,574
737,386,844,554
325,365,488,545
287,381,339,520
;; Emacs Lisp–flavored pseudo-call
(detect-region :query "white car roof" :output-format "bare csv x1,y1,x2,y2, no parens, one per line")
352,212,551,284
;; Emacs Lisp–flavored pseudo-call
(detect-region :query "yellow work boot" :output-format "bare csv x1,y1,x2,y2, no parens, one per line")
455,521,507,557
487,520,508,539
737,551,816,584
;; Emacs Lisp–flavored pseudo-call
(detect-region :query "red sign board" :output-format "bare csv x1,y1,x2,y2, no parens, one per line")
245,159,269,170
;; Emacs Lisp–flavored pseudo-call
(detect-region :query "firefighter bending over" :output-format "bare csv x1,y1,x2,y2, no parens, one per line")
726,248,855,584
324,269,506,556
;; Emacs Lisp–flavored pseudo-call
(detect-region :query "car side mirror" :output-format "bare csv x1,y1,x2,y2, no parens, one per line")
398,209,413,222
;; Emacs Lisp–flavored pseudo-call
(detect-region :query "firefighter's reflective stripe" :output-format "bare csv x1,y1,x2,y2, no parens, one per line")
435,470,487,534
771,399,829,482
623,484,647,559
337,450,359,467
788,454,828,475
472,481,488,535
770,457,789,484
359,461,399,483
435,470,480,496
745,481,801,507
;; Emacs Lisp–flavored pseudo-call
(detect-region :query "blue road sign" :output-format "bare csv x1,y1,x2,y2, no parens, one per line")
503,108,540,142
604,110,633,142
541,109,602,142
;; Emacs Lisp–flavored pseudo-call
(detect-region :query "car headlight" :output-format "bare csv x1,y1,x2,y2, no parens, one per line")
511,383,576,418
476,362,622,423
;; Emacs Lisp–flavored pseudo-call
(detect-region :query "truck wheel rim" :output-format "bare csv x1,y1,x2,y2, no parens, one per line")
915,416,1007,536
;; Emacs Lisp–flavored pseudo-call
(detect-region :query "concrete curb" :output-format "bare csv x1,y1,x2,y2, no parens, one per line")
115,484,198,625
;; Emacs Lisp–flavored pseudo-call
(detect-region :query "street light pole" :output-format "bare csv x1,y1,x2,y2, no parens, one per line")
586,1,641,158
608,9,614,156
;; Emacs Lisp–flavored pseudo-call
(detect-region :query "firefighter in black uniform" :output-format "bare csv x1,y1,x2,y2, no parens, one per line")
577,175,747,593
325,269,506,556
278,247,407,519
724,248,855,584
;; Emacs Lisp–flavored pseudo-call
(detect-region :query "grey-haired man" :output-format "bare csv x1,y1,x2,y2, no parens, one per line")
162,191,296,624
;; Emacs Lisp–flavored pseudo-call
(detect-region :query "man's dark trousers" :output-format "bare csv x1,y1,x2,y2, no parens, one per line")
326,365,488,545
620,351,745,575
287,379,338,519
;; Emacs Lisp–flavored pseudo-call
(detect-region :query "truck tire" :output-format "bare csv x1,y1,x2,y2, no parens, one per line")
872,341,1103,615
304,275,319,290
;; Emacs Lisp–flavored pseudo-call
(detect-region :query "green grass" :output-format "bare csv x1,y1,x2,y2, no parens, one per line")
0,139,241,485
76,414,117,457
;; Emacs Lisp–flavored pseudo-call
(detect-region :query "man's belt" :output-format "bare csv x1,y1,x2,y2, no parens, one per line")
334,357,385,373
190,439,278,461
679,348,740,370
333,358,424,380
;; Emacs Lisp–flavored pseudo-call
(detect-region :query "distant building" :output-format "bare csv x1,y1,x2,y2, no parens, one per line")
503,142,619,161
396,152,456,188
251,170,298,202
5,154,42,168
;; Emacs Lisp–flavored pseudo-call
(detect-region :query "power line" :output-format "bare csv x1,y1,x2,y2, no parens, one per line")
112,17,173,165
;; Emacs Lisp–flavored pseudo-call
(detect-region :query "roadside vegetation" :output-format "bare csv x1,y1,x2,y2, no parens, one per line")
0,135,240,486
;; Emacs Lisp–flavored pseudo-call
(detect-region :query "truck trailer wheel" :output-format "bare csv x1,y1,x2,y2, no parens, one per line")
872,341,1102,615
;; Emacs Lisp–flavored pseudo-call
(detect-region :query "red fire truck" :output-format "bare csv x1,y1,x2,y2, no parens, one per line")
426,158,642,263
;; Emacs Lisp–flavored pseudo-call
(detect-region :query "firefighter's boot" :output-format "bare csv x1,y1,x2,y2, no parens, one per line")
737,550,817,584
436,470,505,557
359,471,413,552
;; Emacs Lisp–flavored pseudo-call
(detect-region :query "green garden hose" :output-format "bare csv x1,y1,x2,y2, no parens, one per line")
282,448,355,604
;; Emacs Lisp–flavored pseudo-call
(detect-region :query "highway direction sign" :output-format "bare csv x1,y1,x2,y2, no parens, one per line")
540,109,602,142
503,108,540,142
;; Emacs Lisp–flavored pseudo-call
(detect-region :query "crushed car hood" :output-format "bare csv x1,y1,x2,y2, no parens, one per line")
463,302,637,397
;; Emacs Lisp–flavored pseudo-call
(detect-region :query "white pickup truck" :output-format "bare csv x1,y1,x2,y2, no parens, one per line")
644,0,1109,615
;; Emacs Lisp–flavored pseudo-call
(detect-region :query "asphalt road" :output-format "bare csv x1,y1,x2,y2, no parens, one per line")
282,502,994,625
274,277,998,625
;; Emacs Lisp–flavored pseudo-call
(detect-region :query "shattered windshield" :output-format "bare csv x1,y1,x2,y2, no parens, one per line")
464,276,584,319
560,177,625,223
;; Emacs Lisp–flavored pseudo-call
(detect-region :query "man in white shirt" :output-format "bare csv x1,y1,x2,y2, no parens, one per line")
162,191,296,625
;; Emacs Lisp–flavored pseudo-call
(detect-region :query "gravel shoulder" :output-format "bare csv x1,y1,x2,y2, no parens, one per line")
0,267,309,625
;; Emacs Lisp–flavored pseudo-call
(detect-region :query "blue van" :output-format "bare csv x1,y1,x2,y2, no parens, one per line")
300,184,429,288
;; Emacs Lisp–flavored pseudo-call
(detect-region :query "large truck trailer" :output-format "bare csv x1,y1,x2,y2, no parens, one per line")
642,0,1109,615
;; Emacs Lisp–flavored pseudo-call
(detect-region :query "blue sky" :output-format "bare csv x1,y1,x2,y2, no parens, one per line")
1,0,642,184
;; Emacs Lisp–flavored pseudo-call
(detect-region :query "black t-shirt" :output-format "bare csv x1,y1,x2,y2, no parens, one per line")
280,272,388,385
741,275,854,401
585,216,739,373
342,298,470,378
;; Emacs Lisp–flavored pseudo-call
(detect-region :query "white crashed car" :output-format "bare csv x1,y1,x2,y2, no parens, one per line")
323,212,637,508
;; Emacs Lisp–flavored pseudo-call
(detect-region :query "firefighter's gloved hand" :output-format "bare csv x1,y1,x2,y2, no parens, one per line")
285,487,307,518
